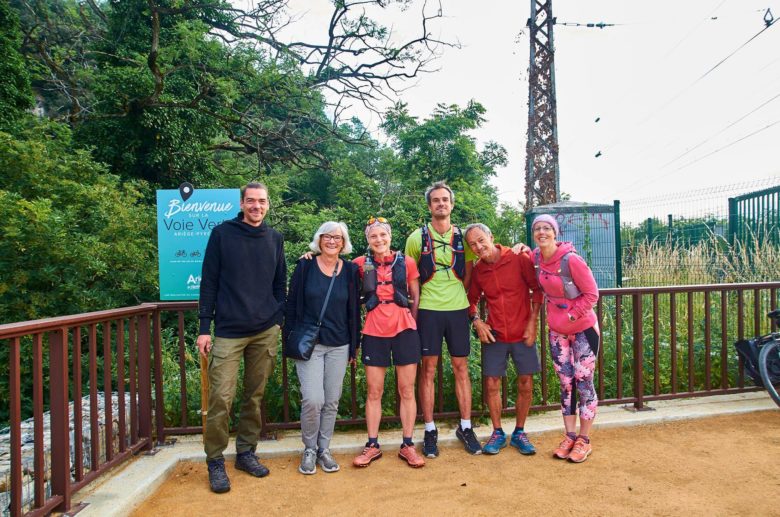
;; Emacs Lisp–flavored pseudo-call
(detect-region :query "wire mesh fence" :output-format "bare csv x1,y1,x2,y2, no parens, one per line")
618,177,780,286
525,177,780,288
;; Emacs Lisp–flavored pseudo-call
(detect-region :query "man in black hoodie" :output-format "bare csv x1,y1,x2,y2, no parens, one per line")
197,182,286,493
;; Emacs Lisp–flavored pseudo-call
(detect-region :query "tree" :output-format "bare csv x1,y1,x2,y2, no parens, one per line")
0,122,157,323
17,0,454,186
380,100,507,230
0,0,33,130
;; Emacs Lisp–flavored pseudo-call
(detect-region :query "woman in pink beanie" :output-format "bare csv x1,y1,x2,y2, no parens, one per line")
531,214,600,463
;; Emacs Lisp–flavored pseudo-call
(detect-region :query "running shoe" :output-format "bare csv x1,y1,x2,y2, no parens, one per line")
568,437,592,463
482,429,507,455
423,429,439,458
317,448,340,473
553,434,576,460
510,430,536,455
352,443,382,467
398,444,426,468
456,425,483,455
298,448,317,475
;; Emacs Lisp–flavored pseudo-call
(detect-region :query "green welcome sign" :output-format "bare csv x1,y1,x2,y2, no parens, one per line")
156,185,240,300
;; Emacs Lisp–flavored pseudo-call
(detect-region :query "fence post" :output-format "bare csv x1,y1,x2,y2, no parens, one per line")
137,313,153,450
632,293,645,410
728,197,737,247
613,200,622,287
49,329,71,512
667,214,673,241
153,309,166,445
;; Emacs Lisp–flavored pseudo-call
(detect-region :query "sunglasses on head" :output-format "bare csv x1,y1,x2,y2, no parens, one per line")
366,216,388,225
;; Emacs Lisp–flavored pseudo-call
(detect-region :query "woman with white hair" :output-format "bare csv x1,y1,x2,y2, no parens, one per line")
284,221,361,475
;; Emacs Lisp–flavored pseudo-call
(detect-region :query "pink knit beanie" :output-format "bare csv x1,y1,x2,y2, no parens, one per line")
531,214,559,236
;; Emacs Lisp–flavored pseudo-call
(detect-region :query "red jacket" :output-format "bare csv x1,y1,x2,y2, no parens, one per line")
467,244,543,343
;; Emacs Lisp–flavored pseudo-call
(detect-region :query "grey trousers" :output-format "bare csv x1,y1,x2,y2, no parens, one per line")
295,344,349,451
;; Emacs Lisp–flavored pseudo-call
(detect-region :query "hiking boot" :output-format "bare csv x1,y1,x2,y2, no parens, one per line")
298,447,317,475
207,458,231,493
568,437,592,463
352,443,382,467
482,430,507,455
235,450,270,477
423,429,439,458
398,444,426,468
317,449,340,473
456,425,482,455
553,434,576,460
510,430,536,455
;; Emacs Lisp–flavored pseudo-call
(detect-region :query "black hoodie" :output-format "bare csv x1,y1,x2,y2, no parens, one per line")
198,214,286,338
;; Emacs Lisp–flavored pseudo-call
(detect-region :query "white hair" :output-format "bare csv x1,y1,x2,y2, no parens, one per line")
464,223,492,240
309,221,353,255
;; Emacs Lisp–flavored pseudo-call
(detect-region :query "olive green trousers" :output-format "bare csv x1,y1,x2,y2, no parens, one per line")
204,325,279,461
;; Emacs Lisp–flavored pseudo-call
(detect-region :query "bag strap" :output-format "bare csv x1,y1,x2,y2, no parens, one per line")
316,260,339,326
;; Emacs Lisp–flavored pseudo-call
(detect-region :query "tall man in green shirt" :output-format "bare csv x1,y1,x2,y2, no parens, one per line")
405,181,481,457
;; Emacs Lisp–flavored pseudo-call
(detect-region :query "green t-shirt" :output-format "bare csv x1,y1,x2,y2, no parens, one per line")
404,223,477,311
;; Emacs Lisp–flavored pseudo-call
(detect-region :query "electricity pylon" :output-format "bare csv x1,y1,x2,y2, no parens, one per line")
525,0,560,209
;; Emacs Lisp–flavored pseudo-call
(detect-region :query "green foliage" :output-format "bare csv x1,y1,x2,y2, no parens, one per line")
0,122,157,321
0,121,158,424
0,0,33,130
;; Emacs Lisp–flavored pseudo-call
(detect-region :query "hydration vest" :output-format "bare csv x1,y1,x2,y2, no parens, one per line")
418,224,466,285
361,252,410,311
534,251,581,300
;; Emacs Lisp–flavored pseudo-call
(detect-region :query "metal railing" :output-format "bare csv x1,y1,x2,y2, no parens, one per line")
2,282,778,515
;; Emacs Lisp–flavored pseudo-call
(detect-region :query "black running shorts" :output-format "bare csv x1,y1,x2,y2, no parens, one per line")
361,329,421,367
417,308,471,357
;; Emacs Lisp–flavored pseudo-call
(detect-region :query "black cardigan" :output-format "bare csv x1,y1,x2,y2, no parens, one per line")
284,257,361,359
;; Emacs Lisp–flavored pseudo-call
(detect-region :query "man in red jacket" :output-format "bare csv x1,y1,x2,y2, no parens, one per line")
465,223,542,455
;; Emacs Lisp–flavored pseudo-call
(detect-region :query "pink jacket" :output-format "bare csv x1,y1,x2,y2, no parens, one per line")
532,242,599,335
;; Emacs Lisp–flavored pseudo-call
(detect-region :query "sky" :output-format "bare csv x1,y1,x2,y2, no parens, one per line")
282,0,780,209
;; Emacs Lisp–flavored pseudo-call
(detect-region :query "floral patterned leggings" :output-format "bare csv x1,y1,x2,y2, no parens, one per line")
549,327,600,419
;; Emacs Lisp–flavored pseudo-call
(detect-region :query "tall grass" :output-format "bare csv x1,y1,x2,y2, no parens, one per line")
625,229,780,286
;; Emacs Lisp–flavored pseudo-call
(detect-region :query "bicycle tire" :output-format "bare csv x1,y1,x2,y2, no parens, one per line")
758,339,780,408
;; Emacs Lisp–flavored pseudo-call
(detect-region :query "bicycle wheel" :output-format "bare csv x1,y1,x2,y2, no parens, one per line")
758,339,780,407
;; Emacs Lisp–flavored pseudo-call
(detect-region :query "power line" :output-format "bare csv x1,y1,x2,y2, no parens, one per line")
695,15,777,82
618,117,780,195
675,119,780,171
662,0,729,58
597,11,777,161
659,91,780,168
556,21,622,29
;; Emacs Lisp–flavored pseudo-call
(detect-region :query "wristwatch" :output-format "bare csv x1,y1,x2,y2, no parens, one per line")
470,314,480,324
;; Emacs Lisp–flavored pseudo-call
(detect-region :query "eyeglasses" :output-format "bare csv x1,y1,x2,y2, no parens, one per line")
366,216,388,225
321,234,343,242
533,225,555,233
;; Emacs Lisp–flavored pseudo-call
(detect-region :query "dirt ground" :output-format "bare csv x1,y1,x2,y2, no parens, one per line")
133,411,780,517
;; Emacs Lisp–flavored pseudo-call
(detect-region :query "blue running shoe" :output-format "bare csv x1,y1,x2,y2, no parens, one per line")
510,430,536,455
482,429,507,455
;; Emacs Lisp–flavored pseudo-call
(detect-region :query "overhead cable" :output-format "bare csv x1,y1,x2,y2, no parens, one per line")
675,119,780,171
660,91,780,168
